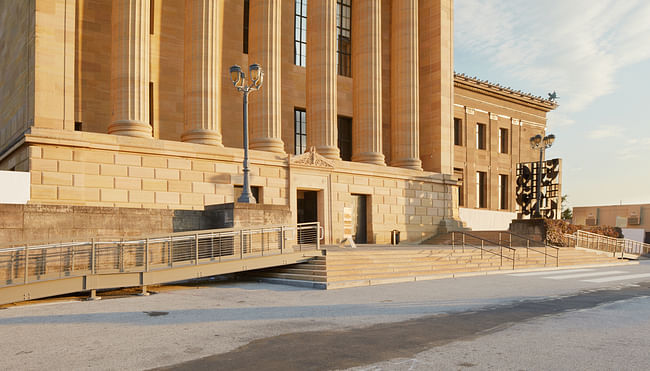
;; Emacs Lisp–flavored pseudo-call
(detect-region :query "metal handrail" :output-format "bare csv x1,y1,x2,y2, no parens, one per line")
0,222,321,288
497,231,560,267
451,231,517,270
570,230,650,258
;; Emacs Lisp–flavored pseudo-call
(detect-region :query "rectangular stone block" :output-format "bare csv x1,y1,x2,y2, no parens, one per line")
73,150,114,164
142,179,167,191
142,156,167,168
59,160,99,175
115,153,142,166
181,192,204,206
30,184,58,200
30,171,42,184
42,146,73,161
128,166,155,179
129,190,155,204
155,191,180,204
100,164,128,177
192,160,214,172
193,181,215,194
73,174,114,188
168,180,192,193
259,166,280,178
204,193,225,205
41,171,72,186
353,176,369,186
168,158,192,170
180,170,204,182
30,158,58,172
115,177,141,190
58,186,100,201
155,168,180,180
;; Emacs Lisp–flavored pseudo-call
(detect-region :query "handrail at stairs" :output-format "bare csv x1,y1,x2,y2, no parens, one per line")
497,231,559,267
450,231,517,270
568,230,650,258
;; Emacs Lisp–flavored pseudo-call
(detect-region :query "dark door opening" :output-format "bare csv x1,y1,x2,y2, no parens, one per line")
645,232,650,244
297,190,318,224
352,194,368,244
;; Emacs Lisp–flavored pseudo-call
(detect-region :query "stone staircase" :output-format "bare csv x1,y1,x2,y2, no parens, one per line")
249,244,633,289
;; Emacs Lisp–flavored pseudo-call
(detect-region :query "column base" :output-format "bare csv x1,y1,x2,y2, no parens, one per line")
352,151,386,166
250,137,285,153
108,120,153,138
391,158,423,171
316,146,341,161
181,129,224,146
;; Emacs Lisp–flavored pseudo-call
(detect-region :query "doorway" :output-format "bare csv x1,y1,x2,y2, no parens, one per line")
351,194,368,243
297,190,318,224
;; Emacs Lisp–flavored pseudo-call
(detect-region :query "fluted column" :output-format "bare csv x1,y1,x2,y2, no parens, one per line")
306,0,340,160
351,0,385,165
182,0,224,146
391,0,422,170
249,0,284,153
109,0,152,138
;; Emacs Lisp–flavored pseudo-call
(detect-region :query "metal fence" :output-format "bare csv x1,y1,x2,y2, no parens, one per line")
567,230,650,258
0,222,321,287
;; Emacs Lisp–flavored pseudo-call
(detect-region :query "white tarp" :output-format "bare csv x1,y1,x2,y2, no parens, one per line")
459,208,516,231
621,228,646,243
0,170,30,204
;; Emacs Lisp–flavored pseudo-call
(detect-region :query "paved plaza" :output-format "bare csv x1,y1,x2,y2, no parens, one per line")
2,263,650,370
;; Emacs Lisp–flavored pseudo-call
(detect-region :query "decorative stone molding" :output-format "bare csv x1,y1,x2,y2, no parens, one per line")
290,147,335,168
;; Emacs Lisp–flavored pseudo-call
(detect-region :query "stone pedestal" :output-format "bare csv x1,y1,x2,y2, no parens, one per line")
509,219,546,242
205,203,291,229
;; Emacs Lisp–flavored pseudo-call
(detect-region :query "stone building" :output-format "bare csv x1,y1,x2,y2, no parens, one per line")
573,204,650,244
0,0,555,244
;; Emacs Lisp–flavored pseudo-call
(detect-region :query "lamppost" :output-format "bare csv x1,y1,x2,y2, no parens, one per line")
229,64,263,203
529,133,555,218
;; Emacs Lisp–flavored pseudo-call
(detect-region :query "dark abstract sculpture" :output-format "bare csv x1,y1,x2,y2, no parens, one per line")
516,158,561,219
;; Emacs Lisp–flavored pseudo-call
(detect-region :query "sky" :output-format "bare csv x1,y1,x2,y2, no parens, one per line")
453,0,650,209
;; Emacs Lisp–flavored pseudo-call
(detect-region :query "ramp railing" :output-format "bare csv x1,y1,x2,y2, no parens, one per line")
0,222,321,288
450,231,517,270
567,230,650,258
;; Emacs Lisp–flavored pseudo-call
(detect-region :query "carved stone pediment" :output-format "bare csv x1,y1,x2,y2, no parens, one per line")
290,147,334,168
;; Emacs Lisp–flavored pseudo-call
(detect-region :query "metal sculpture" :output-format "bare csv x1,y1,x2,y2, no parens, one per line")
516,158,561,219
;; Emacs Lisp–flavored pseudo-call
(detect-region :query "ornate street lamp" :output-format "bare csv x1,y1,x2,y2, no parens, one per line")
229,64,264,203
529,133,556,218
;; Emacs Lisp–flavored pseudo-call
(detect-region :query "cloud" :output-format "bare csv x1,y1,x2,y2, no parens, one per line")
587,126,624,140
455,1,650,113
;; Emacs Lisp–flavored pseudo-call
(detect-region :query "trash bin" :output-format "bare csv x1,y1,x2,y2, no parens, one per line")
391,230,400,245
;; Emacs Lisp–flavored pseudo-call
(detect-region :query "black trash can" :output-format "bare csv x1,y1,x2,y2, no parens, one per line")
391,230,400,245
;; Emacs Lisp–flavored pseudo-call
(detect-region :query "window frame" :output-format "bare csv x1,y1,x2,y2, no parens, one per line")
337,116,353,161
476,171,487,209
498,174,508,210
498,127,509,154
454,118,463,146
336,0,351,77
476,123,487,150
294,0,307,67
294,108,307,155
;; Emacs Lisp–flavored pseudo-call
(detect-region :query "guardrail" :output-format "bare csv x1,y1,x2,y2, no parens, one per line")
450,231,517,269
0,222,321,289
567,230,650,258
453,231,559,267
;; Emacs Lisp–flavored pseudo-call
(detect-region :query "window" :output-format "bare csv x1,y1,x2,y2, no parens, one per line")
476,171,487,208
336,0,351,77
476,123,486,150
149,82,154,136
150,0,155,34
243,0,249,54
74,122,82,131
338,116,352,161
235,185,261,203
454,118,463,146
294,109,307,154
294,0,307,67
498,174,508,210
454,168,464,207
498,128,508,154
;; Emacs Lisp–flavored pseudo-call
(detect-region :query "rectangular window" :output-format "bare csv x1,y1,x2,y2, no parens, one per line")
150,0,155,34
74,122,82,131
149,82,154,136
498,128,508,154
498,174,508,210
476,171,487,208
294,0,307,67
295,109,307,155
338,116,352,161
243,0,249,54
336,0,351,77
454,118,463,146
454,168,464,207
476,123,486,150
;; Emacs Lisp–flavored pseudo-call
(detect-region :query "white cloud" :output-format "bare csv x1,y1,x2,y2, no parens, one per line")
455,1,650,113
587,126,624,139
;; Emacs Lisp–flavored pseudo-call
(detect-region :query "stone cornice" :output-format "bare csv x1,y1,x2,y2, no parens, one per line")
454,73,558,112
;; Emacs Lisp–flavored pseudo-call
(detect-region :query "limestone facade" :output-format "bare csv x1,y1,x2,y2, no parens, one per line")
0,0,555,243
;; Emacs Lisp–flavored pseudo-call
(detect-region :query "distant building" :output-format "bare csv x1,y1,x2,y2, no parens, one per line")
0,0,555,243
573,204,650,243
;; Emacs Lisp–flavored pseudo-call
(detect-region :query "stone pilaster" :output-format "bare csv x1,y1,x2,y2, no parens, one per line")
109,0,152,138
390,0,422,170
306,0,340,160
181,0,224,146
351,0,385,165
419,0,454,174
249,0,284,153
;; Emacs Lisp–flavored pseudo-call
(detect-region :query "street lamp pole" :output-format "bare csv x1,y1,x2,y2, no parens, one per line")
229,64,263,204
529,134,555,218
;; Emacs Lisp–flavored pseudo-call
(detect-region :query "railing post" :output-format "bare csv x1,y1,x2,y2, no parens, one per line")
195,234,199,265
451,232,455,252
240,230,244,259
462,233,465,253
169,235,173,267
481,240,484,259
145,238,149,272
545,246,547,265
498,232,501,246
526,240,529,259
24,245,29,284
91,238,96,274
119,238,124,272
261,228,265,256
316,223,321,250
500,246,503,266
280,227,284,253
